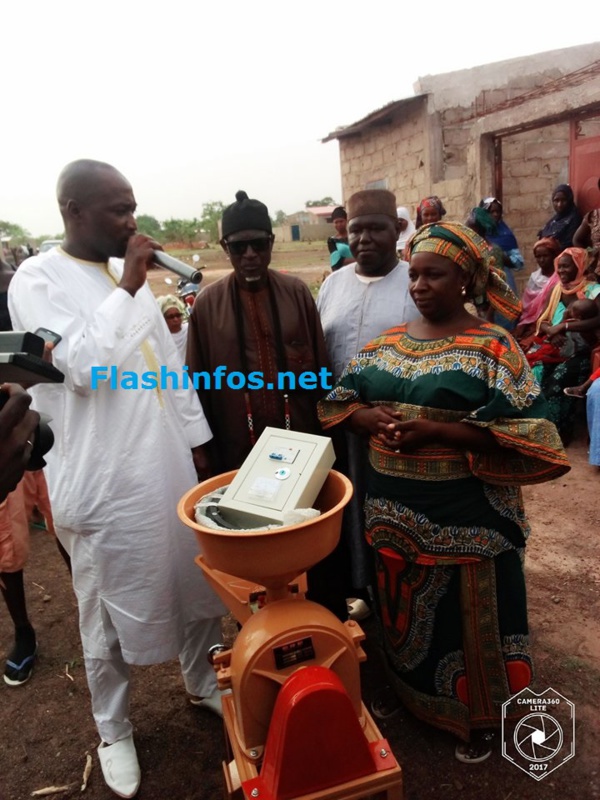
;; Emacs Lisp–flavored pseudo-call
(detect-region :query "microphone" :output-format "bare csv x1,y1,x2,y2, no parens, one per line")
152,251,203,284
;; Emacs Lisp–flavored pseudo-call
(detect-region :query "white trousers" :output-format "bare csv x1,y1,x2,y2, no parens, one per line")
84,610,223,744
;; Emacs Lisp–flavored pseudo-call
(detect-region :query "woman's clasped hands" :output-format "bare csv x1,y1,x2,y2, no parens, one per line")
350,406,440,453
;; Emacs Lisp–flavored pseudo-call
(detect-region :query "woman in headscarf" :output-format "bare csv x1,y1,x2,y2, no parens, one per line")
538,184,582,249
465,204,521,330
529,247,600,442
158,294,188,364
318,222,569,763
478,197,524,274
396,206,416,260
514,237,562,349
415,196,446,229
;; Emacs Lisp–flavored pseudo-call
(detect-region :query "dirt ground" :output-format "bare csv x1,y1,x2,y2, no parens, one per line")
1,254,599,800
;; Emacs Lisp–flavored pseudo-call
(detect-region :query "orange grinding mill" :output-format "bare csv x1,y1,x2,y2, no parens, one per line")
178,470,402,800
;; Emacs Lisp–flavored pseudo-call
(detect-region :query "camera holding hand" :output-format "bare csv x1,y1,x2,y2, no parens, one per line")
0,331,64,472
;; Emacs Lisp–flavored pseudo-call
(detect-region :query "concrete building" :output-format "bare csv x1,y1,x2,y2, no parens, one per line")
323,42,600,283
275,206,338,242
286,206,338,225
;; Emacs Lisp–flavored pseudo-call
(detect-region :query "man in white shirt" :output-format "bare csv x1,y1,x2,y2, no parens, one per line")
9,159,224,799
316,190,420,619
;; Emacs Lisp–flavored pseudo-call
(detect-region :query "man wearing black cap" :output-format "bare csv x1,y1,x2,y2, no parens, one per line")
187,190,331,475
187,192,348,618
326,206,354,271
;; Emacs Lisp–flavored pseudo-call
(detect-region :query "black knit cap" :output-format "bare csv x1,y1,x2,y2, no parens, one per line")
221,190,272,238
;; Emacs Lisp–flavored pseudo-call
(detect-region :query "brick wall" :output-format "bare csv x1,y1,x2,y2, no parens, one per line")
501,121,570,290
339,101,428,213
334,49,600,301
339,110,575,293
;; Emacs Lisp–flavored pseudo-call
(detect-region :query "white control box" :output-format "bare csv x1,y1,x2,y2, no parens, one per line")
218,427,336,528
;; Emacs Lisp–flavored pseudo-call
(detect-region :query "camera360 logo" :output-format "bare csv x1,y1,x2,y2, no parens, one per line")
502,687,575,781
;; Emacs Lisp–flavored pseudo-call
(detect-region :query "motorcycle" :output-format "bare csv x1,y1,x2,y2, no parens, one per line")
178,278,201,309
164,254,204,314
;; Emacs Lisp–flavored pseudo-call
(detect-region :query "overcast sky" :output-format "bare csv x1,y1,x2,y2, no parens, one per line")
2,1,597,236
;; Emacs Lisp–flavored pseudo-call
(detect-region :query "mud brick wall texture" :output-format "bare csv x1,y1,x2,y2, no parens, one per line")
333,44,600,293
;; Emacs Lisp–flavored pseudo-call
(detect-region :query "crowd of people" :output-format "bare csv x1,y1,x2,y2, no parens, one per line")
1,165,597,795
409,187,600,447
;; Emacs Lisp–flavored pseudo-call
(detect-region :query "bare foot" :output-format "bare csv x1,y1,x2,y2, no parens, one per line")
563,386,586,398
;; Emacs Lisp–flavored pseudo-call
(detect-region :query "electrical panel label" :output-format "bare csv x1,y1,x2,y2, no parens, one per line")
273,637,316,670
247,477,281,501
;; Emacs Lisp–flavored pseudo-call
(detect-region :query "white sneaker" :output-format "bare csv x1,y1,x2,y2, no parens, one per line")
98,735,141,798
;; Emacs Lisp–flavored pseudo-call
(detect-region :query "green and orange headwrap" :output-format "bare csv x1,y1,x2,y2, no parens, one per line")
405,222,522,322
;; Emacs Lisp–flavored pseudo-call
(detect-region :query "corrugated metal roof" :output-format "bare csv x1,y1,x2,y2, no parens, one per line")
322,95,427,143
465,59,600,123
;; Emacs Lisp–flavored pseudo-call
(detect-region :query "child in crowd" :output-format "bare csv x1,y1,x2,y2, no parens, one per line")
526,299,599,367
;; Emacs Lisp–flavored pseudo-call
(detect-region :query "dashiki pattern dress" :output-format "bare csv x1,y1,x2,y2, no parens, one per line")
318,322,569,740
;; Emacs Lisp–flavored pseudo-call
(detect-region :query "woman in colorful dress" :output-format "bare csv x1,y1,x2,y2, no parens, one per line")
478,198,524,286
514,237,562,350
531,247,600,442
318,222,569,763
466,203,523,331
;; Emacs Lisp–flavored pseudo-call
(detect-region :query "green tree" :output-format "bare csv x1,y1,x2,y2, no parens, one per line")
162,218,202,246
272,210,288,226
305,197,336,208
199,201,226,242
136,214,162,240
0,220,30,242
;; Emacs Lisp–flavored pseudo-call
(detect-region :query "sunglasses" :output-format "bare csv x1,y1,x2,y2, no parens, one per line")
226,237,272,256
